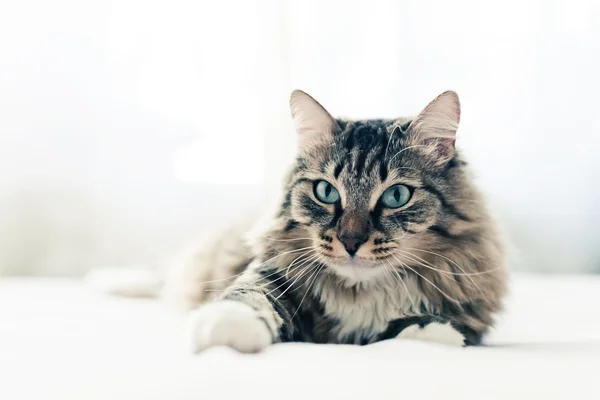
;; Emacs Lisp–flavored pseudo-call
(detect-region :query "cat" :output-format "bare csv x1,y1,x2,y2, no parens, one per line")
180,89,507,352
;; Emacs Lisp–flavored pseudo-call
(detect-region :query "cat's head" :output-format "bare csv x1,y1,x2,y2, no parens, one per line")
278,90,474,285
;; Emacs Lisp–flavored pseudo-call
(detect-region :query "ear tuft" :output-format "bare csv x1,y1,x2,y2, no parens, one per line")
290,90,340,153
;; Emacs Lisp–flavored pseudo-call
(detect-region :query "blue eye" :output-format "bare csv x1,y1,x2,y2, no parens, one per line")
381,185,411,208
314,180,340,204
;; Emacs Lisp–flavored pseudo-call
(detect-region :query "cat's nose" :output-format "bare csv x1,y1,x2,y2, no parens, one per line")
338,232,368,256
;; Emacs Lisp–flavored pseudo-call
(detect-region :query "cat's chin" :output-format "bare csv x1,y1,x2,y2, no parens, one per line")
326,258,386,286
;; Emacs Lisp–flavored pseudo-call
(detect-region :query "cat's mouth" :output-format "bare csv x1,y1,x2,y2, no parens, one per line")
322,255,388,283
339,257,376,268
320,251,392,267
327,259,385,283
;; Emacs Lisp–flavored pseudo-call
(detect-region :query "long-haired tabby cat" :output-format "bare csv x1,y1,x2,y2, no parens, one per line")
182,90,506,352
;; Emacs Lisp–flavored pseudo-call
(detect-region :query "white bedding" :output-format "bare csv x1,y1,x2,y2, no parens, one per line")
1,274,598,400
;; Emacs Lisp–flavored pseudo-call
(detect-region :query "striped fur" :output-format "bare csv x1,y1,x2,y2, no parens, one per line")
186,90,507,352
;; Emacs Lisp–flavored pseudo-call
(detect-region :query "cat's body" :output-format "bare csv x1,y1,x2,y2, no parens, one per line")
180,90,507,352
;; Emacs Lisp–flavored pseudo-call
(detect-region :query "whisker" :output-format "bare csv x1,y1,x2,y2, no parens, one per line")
405,247,502,276
396,250,478,293
197,246,315,286
261,267,309,299
288,254,325,295
284,251,323,281
251,251,319,290
284,250,319,279
195,270,248,286
387,252,460,303
291,261,326,320
395,250,461,278
380,262,394,282
267,252,322,299
397,249,480,291
273,255,322,300
247,246,316,282
266,253,323,298
398,250,481,292
380,259,397,283
261,236,314,242
268,245,315,257
384,257,414,306
209,249,318,294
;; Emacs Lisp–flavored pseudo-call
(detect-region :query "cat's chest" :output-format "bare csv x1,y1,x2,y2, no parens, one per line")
312,275,432,344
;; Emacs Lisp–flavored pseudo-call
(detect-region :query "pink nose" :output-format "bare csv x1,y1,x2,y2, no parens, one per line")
338,232,368,256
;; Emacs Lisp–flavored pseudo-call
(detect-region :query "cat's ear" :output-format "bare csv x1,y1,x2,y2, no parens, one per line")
290,90,340,153
409,90,460,163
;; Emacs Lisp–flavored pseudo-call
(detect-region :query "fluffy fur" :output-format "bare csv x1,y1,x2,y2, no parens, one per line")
183,90,507,352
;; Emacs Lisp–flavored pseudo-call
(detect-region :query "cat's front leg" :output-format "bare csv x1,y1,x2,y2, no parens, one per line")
187,286,291,353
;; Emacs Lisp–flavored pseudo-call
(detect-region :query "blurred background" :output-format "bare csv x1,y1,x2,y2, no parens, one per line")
1,0,599,276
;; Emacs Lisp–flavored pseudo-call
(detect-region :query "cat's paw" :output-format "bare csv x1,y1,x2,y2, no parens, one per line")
187,300,273,353
397,322,465,346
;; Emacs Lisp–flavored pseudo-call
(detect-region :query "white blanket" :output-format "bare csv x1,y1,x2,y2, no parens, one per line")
1,274,598,400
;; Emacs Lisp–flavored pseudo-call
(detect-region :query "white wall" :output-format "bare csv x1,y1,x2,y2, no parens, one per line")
1,0,599,275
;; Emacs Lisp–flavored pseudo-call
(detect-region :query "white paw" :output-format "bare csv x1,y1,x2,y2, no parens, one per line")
187,300,273,353
397,322,465,346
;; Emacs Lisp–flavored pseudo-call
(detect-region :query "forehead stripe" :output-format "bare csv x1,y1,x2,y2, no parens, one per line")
354,149,368,175
366,144,387,176
333,162,344,179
